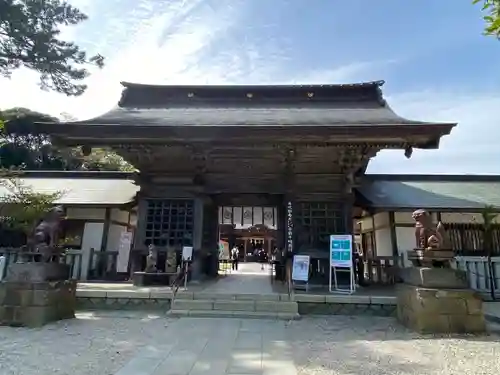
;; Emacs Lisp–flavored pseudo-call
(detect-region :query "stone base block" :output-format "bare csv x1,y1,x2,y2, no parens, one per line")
0,280,76,327
6,263,70,282
399,267,468,289
396,284,486,334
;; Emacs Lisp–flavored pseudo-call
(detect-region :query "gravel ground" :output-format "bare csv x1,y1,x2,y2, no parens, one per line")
290,316,500,375
0,312,499,375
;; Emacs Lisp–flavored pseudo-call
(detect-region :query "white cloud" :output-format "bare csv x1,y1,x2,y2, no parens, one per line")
0,0,245,119
367,90,500,174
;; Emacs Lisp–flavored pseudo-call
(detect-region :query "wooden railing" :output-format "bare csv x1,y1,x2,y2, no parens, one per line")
358,254,404,286
88,250,120,281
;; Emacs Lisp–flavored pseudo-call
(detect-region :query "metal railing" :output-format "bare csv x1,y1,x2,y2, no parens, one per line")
171,264,189,305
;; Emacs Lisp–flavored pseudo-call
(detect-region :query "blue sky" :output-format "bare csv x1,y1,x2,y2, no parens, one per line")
1,0,499,174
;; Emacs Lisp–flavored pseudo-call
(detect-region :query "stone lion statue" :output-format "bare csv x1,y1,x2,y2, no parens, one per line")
412,209,448,250
32,205,65,262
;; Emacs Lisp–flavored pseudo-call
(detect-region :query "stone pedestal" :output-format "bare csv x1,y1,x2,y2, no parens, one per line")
396,267,486,334
0,280,76,327
6,262,70,282
0,262,76,327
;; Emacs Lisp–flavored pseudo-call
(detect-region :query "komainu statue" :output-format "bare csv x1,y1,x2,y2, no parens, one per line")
32,205,65,262
412,209,447,250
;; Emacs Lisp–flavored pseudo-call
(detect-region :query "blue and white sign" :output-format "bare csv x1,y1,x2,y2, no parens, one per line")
292,255,310,282
330,234,353,268
329,234,356,294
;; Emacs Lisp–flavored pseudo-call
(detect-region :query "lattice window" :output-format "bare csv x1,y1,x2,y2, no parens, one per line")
144,199,194,247
294,202,345,250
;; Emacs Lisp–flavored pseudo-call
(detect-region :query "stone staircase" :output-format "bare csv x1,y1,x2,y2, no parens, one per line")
167,293,300,320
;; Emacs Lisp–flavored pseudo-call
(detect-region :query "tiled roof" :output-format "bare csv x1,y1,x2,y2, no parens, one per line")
357,175,500,210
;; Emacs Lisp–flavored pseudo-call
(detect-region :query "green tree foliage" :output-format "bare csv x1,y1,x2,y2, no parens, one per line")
474,0,500,37
0,107,135,171
0,0,104,96
0,170,62,237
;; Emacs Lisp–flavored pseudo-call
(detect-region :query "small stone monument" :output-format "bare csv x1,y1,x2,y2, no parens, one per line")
132,244,175,286
144,244,158,272
0,206,77,327
396,209,486,334
165,247,177,273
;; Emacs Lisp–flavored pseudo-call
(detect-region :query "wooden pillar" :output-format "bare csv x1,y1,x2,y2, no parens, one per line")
389,211,399,257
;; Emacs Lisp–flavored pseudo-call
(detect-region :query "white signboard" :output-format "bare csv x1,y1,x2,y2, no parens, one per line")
292,255,310,282
116,231,133,273
329,234,356,294
182,246,193,261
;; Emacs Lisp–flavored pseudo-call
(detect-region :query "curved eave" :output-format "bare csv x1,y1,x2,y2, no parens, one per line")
35,121,456,148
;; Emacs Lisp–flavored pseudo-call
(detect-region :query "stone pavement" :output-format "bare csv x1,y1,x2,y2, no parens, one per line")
203,262,274,295
114,317,295,375
2,311,500,375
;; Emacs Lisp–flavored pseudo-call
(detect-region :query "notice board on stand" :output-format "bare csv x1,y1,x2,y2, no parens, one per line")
329,234,356,294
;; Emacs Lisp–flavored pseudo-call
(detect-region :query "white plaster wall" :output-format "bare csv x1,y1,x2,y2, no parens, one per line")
80,222,104,280
441,212,483,224
359,216,373,231
395,226,415,266
66,207,106,220
373,212,390,228
111,208,129,223
106,224,125,251
129,211,137,227
394,212,414,224
374,228,392,256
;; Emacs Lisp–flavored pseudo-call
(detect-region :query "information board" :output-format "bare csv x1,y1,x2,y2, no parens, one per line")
292,255,310,282
182,246,193,261
330,235,353,268
329,234,356,294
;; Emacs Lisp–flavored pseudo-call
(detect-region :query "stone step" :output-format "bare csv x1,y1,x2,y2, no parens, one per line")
167,309,300,320
178,292,291,302
172,298,298,314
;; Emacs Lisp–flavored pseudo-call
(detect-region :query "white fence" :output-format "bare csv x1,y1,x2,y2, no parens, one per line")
452,256,500,299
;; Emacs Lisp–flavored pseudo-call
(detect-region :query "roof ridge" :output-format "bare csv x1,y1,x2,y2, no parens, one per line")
119,80,386,89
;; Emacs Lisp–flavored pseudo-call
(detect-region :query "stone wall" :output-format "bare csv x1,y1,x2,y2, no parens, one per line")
0,280,76,327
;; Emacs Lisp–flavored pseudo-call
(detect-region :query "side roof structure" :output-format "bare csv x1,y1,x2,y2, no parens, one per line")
0,171,138,206
357,174,500,212
1,172,498,212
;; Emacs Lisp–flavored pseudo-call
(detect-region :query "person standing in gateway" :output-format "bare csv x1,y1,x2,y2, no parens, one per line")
231,246,239,271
